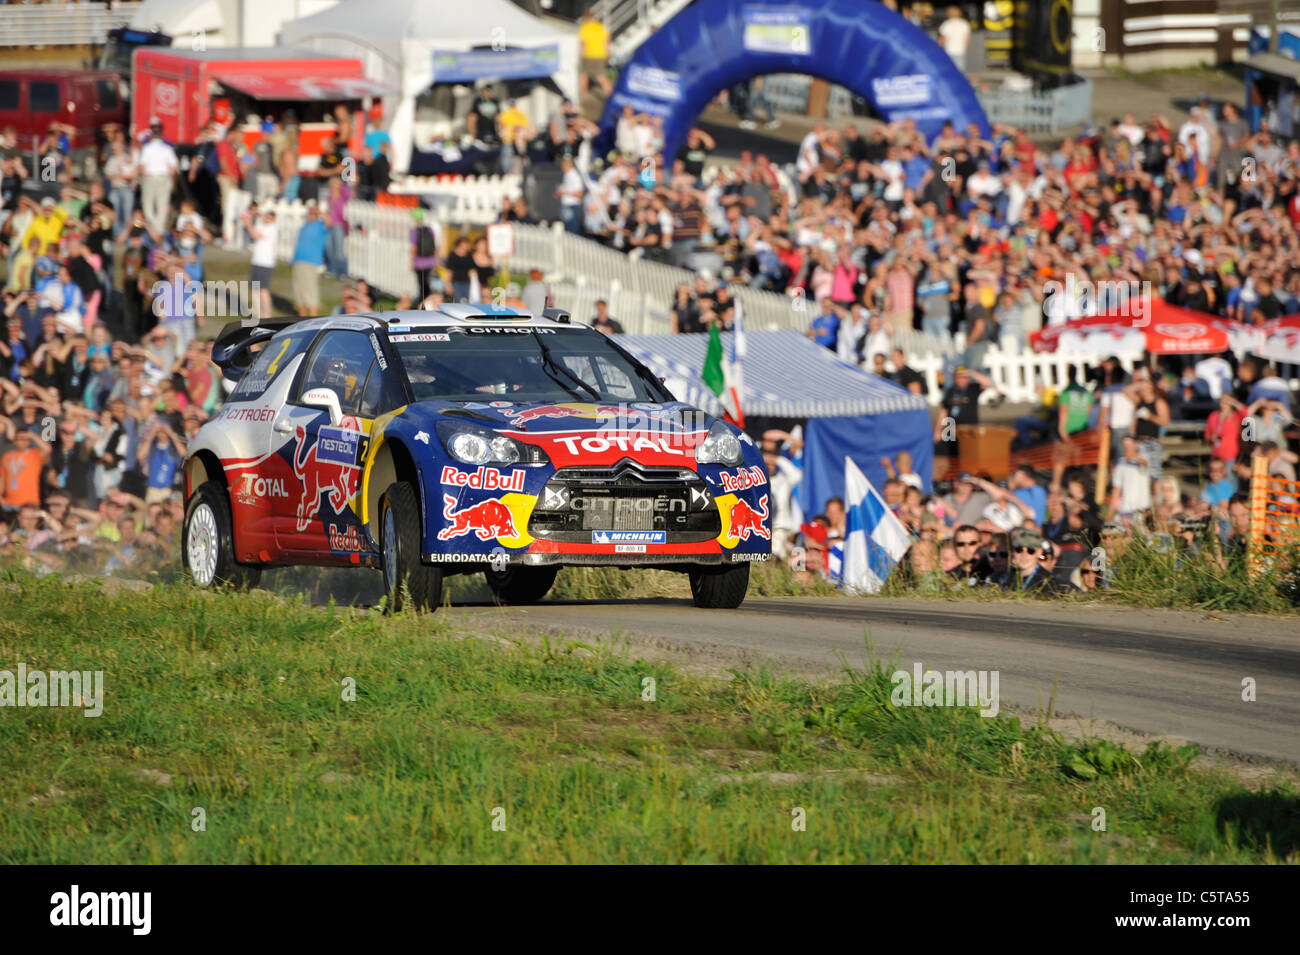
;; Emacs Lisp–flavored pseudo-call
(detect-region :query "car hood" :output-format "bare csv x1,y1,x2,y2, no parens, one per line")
404,399,712,435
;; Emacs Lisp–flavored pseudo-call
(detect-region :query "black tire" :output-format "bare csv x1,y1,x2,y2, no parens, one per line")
689,563,750,609
182,481,261,590
485,564,558,604
380,481,443,612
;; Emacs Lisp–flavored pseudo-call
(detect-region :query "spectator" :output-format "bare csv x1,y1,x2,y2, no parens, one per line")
591,300,624,335
410,209,440,304
445,237,474,304
556,157,585,234
938,5,972,73
244,207,278,320
577,10,613,98
291,205,328,317
138,118,178,236
1110,434,1152,518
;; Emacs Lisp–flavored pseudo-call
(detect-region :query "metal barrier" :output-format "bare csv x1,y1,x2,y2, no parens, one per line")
0,3,138,47
977,75,1095,135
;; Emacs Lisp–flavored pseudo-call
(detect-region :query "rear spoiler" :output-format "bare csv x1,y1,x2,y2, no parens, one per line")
211,320,296,382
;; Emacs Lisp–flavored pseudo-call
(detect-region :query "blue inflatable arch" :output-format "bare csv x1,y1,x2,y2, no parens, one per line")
597,0,990,161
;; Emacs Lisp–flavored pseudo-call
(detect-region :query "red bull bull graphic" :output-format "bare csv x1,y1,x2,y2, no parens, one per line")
508,403,623,425
438,494,519,541
728,495,770,541
293,416,364,532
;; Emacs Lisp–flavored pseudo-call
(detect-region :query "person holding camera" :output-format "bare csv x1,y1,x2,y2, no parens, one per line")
137,418,185,505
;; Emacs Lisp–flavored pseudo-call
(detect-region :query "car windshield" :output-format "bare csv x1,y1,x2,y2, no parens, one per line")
390,326,669,403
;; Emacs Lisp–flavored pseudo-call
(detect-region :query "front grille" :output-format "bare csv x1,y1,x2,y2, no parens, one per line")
529,459,720,542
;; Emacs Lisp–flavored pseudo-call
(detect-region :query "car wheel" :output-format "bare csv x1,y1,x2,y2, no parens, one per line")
183,481,261,590
484,565,558,604
381,481,443,612
688,563,750,609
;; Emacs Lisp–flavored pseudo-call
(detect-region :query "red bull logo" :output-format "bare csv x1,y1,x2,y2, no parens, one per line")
729,495,770,541
293,416,362,532
508,403,621,425
437,494,518,541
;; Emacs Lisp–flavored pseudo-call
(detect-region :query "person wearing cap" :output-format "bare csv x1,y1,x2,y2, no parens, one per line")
18,196,67,256
138,119,178,236
1002,527,1062,593
936,365,995,453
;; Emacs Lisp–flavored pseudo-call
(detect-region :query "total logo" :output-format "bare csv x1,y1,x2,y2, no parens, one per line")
328,523,365,552
716,465,768,493
439,465,526,493
552,434,688,456
236,473,289,501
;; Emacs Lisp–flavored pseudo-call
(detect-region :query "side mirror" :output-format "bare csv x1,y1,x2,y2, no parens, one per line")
301,387,342,426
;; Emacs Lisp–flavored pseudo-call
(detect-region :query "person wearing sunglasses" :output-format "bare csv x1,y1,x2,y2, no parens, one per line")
947,522,991,586
1001,528,1065,593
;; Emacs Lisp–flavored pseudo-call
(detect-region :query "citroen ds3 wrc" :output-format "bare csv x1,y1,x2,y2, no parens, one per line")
182,306,772,609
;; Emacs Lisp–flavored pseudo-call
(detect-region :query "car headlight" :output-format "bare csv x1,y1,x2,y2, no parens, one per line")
435,420,549,466
694,420,743,466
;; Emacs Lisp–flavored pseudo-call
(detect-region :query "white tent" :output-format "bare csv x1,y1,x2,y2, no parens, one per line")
131,0,339,48
279,0,579,173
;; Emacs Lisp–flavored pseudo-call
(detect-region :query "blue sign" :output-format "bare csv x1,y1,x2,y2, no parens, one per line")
431,45,560,84
317,427,362,467
593,531,667,544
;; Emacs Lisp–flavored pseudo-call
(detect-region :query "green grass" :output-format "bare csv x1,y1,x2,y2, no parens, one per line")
0,571,1295,863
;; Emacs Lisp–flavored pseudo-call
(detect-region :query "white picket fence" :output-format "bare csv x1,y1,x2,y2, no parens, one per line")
388,174,523,226
912,341,1142,407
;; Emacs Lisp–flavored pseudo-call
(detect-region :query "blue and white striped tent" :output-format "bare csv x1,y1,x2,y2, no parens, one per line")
615,330,927,418
615,330,934,507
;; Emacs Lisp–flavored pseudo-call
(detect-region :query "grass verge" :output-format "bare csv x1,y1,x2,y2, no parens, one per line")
1,570,1295,863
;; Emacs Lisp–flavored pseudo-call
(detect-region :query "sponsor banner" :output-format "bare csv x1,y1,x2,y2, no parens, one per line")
715,464,768,493
742,6,811,55
316,426,363,467
626,64,682,103
512,429,706,468
389,333,450,342
592,530,666,544
615,543,647,554
439,465,526,493
224,406,276,422
872,74,932,108
431,45,560,84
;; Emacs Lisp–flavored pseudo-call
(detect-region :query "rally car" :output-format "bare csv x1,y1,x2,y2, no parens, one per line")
182,305,772,610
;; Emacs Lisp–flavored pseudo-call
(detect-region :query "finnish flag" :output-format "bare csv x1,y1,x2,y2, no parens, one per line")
841,456,914,594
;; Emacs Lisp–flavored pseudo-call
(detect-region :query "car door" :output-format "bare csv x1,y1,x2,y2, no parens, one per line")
221,327,316,561
273,329,380,560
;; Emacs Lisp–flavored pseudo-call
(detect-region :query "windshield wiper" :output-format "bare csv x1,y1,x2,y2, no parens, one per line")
532,333,601,402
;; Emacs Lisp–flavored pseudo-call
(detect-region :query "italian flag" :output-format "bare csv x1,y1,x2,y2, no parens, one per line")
700,311,745,428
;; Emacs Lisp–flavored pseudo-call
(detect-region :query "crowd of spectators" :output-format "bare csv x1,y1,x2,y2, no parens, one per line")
760,346,1296,596
0,120,226,578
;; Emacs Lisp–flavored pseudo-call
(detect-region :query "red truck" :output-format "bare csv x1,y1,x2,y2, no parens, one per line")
0,69,127,179
131,46,388,154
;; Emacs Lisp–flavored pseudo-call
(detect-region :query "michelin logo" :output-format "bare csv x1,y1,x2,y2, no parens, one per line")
593,531,666,544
